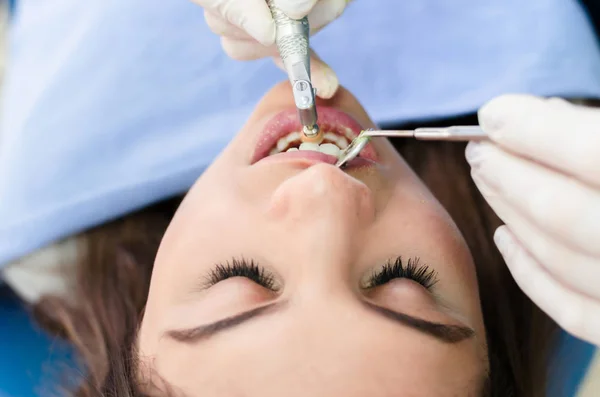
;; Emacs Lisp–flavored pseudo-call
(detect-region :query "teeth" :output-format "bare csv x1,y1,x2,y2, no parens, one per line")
299,142,320,151
276,139,288,152
269,131,354,156
276,132,301,152
288,132,301,142
342,128,356,141
318,143,341,156
323,132,338,141
298,142,341,156
335,136,349,149
323,132,348,149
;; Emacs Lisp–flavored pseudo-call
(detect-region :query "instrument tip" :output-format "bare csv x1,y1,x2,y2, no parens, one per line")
301,125,324,144
335,135,370,168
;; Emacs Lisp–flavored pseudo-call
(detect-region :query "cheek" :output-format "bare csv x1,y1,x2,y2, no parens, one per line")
151,174,252,282
381,179,467,258
365,188,482,320
160,197,250,264
385,201,475,286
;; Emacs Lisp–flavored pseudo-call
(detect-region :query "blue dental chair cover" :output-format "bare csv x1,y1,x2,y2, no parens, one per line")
0,286,78,397
1,0,599,395
3,0,600,267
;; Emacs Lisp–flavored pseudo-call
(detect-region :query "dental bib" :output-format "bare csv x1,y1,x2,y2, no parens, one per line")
2,0,600,266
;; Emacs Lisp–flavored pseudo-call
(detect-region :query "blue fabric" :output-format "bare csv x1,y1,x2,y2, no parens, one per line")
7,0,14,15
1,0,600,268
548,332,598,396
0,287,77,397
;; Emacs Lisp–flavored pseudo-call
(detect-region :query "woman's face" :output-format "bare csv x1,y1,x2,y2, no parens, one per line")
139,82,488,396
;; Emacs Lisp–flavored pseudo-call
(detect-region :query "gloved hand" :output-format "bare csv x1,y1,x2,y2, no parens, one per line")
192,0,348,99
466,95,600,346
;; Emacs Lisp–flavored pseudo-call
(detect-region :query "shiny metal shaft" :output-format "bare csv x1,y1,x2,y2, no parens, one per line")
336,126,487,168
363,126,487,141
266,0,319,137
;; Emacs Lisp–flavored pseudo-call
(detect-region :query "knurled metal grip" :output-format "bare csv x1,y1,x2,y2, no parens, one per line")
266,0,311,80
267,0,319,133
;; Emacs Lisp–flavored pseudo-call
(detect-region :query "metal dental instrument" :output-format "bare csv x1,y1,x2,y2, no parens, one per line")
336,126,487,168
267,0,322,143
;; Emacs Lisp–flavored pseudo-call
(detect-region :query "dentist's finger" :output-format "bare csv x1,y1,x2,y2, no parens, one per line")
206,3,334,43
220,19,329,60
306,0,349,32
466,141,600,256
273,0,319,20
469,176,600,299
221,40,339,99
204,10,253,41
220,37,277,61
494,225,600,345
478,95,600,188
505,215,600,301
273,49,339,99
193,0,275,46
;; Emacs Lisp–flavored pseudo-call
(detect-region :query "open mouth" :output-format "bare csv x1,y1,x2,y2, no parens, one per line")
268,131,350,156
252,106,377,164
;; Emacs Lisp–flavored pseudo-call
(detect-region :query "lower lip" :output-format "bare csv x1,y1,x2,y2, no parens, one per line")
263,150,338,165
258,150,374,169
252,107,378,165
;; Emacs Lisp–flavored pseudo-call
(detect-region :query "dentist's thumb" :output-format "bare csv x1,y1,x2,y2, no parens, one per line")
274,0,320,19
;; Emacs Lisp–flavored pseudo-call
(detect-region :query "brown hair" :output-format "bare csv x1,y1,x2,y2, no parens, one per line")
32,137,558,397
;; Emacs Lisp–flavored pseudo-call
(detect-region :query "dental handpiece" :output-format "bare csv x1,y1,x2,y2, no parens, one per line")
266,0,321,142
336,126,487,168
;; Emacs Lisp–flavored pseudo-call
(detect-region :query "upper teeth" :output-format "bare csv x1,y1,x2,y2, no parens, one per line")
269,131,350,156
297,142,341,156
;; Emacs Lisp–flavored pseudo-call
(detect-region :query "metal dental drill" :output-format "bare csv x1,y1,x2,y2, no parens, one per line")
267,0,323,144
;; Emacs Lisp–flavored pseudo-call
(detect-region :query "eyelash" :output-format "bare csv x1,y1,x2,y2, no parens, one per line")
206,258,276,290
207,256,438,292
366,257,438,290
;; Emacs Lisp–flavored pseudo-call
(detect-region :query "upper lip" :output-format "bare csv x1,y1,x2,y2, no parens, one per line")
251,106,378,164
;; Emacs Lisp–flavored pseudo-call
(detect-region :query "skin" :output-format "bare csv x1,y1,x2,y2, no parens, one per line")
138,82,489,396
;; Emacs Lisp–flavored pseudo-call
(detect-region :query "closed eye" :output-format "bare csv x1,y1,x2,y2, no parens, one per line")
205,258,277,291
365,256,438,291
206,257,437,292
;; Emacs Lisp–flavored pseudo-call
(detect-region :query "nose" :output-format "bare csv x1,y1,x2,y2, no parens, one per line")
266,164,375,255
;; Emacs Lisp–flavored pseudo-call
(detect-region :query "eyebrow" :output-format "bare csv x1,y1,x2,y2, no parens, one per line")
165,301,474,345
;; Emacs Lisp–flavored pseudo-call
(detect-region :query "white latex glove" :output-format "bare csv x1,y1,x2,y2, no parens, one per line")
192,0,348,99
466,94,600,346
